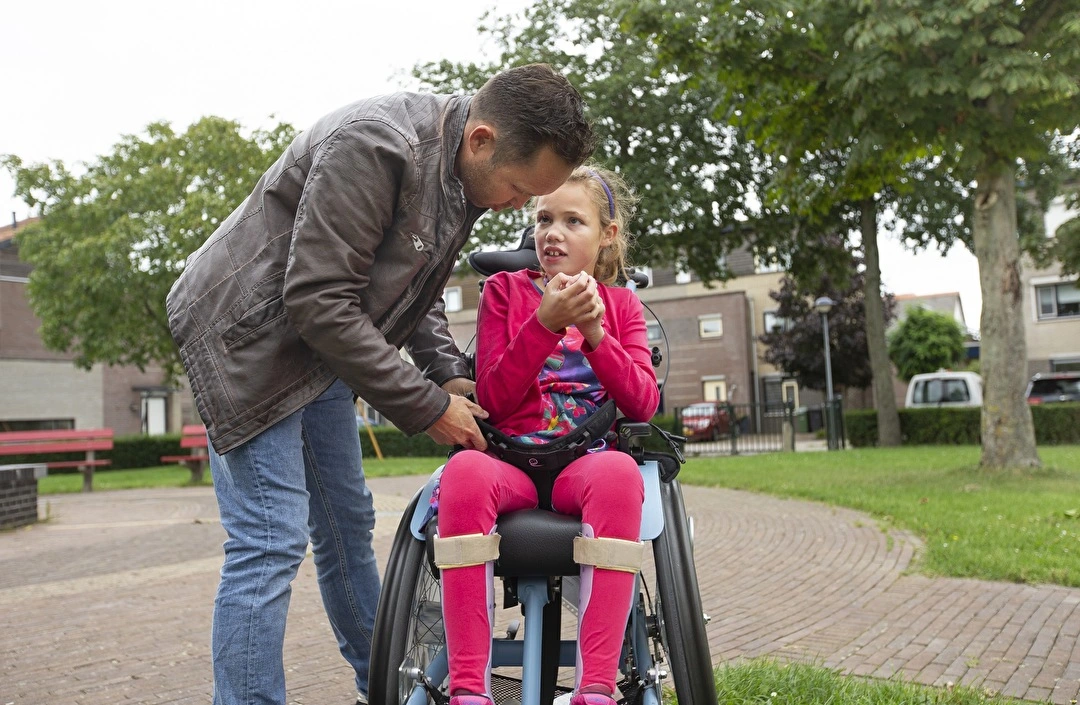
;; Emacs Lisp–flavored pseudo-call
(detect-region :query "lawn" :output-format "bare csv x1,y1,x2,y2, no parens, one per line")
680,445,1080,587
37,456,442,494
712,658,1022,704
40,445,1080,587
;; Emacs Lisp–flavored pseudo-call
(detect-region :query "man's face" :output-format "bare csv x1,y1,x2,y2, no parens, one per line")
458,139,573,212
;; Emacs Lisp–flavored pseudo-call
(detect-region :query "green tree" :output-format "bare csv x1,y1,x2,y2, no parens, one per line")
761,239,895,394
627,0,1080,468
888,307,967,381
3,117,296,378
409,0,769,283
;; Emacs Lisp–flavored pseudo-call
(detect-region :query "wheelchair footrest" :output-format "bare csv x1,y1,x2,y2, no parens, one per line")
490,673,572,705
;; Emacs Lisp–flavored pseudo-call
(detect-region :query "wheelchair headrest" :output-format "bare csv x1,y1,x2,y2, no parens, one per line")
467,225,650,289
467,226,540,277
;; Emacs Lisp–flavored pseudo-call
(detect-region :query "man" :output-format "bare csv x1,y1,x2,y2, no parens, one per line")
165,64,595,705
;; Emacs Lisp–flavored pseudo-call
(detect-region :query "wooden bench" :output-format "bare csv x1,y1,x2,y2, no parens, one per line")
161,425,210,483
0,429,114,492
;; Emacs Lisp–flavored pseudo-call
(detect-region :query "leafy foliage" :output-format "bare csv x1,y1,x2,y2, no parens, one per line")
3,117,296,377
624,0,1080,467
887,307,968,381
409,0,772,283
759,241,895,392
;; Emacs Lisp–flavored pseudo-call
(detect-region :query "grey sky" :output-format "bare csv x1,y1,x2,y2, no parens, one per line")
1,0,983,327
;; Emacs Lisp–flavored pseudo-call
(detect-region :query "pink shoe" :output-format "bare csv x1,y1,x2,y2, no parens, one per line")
569,693,617,705
449,696,494,705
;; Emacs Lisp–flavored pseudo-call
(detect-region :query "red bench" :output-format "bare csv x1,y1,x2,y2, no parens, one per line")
0,429,114,492
161,425,210,483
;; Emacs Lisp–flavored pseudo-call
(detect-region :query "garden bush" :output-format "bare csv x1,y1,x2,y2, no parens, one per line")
845,402,1080,446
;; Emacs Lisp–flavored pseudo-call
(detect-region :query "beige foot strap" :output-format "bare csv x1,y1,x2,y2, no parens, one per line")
433,532,501,569
573,536,645,573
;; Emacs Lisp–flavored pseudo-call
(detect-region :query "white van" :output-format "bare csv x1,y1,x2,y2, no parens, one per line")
905,370,983,408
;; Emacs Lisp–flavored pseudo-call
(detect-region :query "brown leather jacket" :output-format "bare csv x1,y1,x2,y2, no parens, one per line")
166,92,481,453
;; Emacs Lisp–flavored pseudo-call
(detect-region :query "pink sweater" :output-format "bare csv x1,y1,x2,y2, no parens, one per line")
475,269,659,437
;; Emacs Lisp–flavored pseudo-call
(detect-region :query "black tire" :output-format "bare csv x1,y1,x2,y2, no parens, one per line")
369,494,444,705
651,480,717,705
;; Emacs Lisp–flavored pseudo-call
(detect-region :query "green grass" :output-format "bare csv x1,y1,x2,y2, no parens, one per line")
680,445,1080,587
712,658,1022,704
38,465,214,493
38,456,445,494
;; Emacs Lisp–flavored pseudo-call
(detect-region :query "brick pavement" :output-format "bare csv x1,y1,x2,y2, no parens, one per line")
1,477,1077,704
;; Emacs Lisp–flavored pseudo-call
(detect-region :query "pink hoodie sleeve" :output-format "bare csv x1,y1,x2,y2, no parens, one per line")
474,272,563,424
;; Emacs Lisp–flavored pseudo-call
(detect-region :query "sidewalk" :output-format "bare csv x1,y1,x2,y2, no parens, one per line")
1,477,1077,704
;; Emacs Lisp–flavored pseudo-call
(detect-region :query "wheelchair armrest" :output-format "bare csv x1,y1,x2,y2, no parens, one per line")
616,421,652,447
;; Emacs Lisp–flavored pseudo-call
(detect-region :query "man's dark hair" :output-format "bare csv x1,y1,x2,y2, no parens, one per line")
471,63,595,167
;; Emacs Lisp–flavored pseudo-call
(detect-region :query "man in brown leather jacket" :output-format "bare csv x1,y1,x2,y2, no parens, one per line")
165,64,594,705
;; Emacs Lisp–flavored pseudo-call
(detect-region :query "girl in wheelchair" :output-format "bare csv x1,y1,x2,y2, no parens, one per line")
435,165,659,705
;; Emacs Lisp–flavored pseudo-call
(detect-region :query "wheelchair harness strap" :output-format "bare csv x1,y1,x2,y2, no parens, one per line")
433,532,501,568
573,536,646,573
474,400,618,474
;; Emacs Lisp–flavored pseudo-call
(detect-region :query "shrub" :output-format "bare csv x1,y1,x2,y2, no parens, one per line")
845,403,1080,446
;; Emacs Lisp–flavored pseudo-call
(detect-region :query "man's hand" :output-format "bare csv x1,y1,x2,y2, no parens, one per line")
441,377,476,398
426,394,489,451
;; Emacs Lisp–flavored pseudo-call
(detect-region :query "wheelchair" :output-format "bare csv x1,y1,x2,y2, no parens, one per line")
368,230,717,705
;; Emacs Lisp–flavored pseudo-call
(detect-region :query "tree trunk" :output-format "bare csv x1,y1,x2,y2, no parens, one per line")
972,164,1040,469
861,202,902,446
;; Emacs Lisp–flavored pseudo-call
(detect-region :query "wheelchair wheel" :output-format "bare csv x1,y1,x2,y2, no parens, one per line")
651,479,717,704
369,494,444,705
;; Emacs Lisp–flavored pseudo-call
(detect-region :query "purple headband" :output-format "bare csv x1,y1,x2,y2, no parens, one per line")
587,169,615,219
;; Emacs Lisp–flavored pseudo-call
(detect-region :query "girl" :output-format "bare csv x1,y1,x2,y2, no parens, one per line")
435,165,660,705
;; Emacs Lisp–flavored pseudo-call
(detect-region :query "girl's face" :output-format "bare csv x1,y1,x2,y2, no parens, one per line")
533,182,615,279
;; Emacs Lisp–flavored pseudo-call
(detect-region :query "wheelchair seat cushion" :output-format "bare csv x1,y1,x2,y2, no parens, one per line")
493,509,581,577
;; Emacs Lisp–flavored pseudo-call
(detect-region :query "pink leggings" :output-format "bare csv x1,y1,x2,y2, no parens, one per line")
437,449,645,697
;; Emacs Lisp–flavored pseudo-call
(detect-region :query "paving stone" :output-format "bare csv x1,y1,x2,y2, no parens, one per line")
1,478,1078,704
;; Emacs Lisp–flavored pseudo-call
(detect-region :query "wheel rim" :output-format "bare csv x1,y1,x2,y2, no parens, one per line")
399,559,443,702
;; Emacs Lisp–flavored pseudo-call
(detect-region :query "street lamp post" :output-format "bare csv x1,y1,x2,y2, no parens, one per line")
814,296,837,449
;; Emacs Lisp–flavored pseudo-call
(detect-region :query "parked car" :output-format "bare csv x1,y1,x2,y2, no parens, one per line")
905,370,983,408
1025,372,1080,405
681,401,731,442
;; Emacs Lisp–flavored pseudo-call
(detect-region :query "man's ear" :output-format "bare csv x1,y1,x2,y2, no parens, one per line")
465,123,496,157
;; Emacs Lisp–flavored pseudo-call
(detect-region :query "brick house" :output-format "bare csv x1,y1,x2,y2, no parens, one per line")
0,217,191,435
1022,198,1080,375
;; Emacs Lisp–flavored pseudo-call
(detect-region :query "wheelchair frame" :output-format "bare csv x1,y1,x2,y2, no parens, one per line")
368,229,716,705
368,448,715,705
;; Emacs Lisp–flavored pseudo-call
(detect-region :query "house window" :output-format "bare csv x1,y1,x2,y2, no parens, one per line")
0,418,74,432
444,286,463,313
698,314,723,338
763,310,792,334
1051,356,1080,372
646,321,663,344
702,377,727,401
1036,281,1080,320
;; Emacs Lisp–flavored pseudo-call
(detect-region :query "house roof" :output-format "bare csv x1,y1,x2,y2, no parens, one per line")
0,216,40,245
892,291,967,330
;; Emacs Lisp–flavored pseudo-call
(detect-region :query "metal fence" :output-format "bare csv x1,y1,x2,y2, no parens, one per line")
673,397,846,455
675,401,795,455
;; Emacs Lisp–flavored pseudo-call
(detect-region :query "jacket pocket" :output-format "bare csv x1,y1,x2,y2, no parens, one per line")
222,295,287,351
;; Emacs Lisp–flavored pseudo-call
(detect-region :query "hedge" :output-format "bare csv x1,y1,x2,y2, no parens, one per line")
845,403,1080,447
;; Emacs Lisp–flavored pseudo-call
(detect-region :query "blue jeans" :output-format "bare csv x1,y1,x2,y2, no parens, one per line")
208,379,379,705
